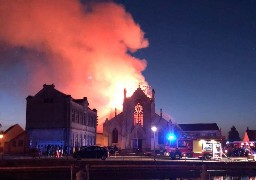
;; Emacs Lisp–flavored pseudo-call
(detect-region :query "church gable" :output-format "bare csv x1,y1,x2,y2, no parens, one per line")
130,87,151,103
107,112,124,125
104,113,123,135
108,118,122,131
123,87,154,128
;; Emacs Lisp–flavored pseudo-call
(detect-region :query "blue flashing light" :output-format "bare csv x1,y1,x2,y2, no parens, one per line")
167,133,176,141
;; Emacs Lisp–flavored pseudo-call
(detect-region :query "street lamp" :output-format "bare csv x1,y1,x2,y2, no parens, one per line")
0,131,3,160
151,126,157,161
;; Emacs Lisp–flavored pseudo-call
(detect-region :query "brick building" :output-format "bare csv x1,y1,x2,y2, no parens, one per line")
26,84,97,154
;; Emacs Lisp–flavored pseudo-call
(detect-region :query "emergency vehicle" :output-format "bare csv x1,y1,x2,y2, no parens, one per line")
164,138,222,160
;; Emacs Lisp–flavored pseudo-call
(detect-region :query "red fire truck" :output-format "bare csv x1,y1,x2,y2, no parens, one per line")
164,138,222,160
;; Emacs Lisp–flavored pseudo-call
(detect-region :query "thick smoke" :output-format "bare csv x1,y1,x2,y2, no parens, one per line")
0,0,149,128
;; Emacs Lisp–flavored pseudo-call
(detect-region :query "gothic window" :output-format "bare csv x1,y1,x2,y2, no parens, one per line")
112,128,118,143
134,103,143,126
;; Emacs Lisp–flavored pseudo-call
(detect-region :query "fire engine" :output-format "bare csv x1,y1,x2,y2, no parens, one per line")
164,138,222,160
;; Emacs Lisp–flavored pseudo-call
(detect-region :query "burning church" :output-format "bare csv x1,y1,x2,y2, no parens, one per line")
103,86,180,153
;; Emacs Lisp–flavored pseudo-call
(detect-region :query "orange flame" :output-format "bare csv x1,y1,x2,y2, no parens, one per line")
0,0,149,128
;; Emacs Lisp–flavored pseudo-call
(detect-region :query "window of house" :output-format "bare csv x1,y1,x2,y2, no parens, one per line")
84,114,88,126
12,141,16,147
92,117,95,127
79,113,83,124
88,116,90,126
112,128,118,143
134,103,143,126
90,117,93,127
82,113,84,125
78,113,81,124
75,111,79,123
71,110,75,122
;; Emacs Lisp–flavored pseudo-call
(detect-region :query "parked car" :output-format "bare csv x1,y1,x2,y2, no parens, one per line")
73,146,109,160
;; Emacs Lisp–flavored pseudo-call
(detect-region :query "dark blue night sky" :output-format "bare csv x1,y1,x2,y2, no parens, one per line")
116,0,256,136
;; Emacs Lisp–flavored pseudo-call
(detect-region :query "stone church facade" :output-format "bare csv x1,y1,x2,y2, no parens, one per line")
103,87,178,153
26,84,97,154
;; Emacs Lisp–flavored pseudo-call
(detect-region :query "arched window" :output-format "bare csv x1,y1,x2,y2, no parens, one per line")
134,103,143,126
112,128,118,143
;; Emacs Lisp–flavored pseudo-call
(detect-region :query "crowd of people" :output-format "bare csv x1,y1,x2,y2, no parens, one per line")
29,144,70,158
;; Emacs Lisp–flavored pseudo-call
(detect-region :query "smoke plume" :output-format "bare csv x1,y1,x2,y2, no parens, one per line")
0,0,149,128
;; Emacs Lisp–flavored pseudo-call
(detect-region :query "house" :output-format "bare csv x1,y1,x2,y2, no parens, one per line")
26,84,97,154
178,123,222,140
242,128,256,148
0,124,28,154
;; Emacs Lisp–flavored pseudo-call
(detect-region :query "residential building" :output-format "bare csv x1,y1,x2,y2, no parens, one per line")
0,124,28,154
242,128,256,148
26,84,97,154
178,123,222,140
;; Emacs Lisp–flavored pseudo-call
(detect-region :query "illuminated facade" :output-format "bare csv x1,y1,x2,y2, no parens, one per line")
103,87,175,153
26,84,97,154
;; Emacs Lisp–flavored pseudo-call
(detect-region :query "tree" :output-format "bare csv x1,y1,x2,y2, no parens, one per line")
227,126,241,142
